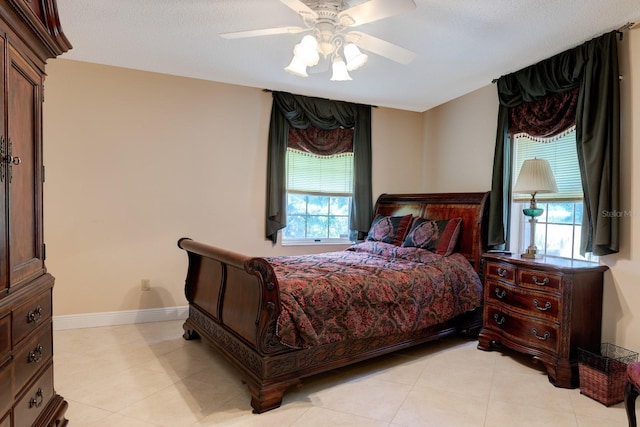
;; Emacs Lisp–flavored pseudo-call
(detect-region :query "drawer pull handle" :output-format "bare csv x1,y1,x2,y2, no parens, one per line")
29,387,44,409
533,299,552,311
497,268,507,277
493,313,506,325
532,328,550,341
28,344,44,363
495,288,506,299
531,276,549,286
27,305,43,324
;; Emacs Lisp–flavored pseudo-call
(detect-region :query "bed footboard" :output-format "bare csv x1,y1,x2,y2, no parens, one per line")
178,238,288,355
178,238,301,412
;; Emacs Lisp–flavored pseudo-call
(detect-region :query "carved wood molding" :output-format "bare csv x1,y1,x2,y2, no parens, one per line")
187,305,482,381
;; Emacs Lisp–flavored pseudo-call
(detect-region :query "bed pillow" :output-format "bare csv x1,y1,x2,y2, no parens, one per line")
402,217,462,256
365,214,413,246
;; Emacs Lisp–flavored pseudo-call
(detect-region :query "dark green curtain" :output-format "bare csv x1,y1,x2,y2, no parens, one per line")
489,31,620,256
266,91,373,243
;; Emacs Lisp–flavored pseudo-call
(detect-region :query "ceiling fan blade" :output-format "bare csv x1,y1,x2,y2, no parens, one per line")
348,31,416,65
220,26,306,39
339,0,416,26
279,0,318,18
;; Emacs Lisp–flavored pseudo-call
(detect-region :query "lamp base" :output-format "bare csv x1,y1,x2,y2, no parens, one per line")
521,247,542,259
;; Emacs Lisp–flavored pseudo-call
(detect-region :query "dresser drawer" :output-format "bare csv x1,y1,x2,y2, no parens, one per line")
14,322,52,396
0,360,12,419
14,362,54,427
0,313,9,364
485,306,559,353
485,262,516,284
485,280,560,321
13,290,51,346
518,268,562,292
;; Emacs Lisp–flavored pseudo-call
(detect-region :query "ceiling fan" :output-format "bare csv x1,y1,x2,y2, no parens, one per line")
220,0,417,80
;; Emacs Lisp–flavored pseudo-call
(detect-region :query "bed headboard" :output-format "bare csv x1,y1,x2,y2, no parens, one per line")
373,192,490,272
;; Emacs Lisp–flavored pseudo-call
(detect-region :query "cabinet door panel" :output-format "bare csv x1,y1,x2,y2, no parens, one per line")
7,44,44,288
0,33,6,296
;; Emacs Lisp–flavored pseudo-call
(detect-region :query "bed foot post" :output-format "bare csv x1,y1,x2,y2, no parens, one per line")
245,380,300,414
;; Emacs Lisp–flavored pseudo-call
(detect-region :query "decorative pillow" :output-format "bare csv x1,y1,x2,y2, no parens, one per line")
365,214,413,246
402,217,462,256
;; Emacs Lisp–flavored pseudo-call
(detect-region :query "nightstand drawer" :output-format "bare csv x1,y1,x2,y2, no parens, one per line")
485,262,516,284
485,307,559,353
486,280,560,321
519,268,562,291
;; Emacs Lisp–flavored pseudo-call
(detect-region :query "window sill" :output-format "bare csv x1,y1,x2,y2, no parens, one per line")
282,239,353,247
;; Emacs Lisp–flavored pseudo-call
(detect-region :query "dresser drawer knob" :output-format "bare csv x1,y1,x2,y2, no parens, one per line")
532,328,551,341
495,288,507,299
27,305,43,324
533,299,552,311
531,276,549,286
29,387,44,409
497,267,507,277
493,313,506,325
28,344,44,363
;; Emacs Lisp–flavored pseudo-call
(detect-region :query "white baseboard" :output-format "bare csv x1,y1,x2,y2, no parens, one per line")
52,306,189,330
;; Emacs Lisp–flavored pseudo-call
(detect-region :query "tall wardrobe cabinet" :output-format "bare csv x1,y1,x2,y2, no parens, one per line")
0,1,71,426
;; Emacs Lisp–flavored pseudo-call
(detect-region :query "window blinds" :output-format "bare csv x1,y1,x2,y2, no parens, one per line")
286,148,354,195
513,129,583,201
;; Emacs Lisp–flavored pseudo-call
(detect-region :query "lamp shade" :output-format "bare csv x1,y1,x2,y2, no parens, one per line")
295,35,320,66
330,57,352,81
513,158,558,194
285,55,308,77
344,43,367,71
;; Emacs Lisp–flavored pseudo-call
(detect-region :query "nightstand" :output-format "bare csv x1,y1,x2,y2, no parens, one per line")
477,252,608,388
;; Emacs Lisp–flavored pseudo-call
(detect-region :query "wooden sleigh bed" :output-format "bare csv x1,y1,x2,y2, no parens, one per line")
179,191,489,413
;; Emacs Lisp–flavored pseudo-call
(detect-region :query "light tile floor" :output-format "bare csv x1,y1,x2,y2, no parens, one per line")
54,320,629,426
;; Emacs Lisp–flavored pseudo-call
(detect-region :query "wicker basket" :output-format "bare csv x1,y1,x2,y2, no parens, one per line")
578,343,638,406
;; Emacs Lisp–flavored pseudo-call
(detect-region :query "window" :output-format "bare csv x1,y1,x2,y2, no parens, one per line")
282,148,353,244
512,129,596,261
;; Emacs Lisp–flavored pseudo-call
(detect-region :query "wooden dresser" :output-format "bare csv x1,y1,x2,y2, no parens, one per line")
0,1,71,426
477,252,608,388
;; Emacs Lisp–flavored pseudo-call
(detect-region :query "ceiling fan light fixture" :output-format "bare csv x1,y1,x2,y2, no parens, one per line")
295,34,320,66
285,55,308,77
330,56,351,81
344,43,368,71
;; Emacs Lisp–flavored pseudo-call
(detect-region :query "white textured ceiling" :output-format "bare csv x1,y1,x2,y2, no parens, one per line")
56,0,640,112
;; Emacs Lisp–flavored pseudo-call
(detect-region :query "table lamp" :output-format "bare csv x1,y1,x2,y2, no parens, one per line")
513,158,558,258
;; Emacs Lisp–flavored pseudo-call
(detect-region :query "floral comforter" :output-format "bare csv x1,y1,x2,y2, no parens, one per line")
266,241,483,349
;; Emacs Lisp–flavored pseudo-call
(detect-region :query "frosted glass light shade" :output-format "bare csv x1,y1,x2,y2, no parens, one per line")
344,43,367,71
330,57,351,81
513,158,558,195
295,35,320,66
285,56,308,77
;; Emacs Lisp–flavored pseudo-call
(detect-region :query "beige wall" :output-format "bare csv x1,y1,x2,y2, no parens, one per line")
424,29,640,352
422,85,498,192
42,60,424,315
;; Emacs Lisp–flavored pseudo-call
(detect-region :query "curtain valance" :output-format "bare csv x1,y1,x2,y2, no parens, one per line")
288,126,354,155
509,87,579,138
